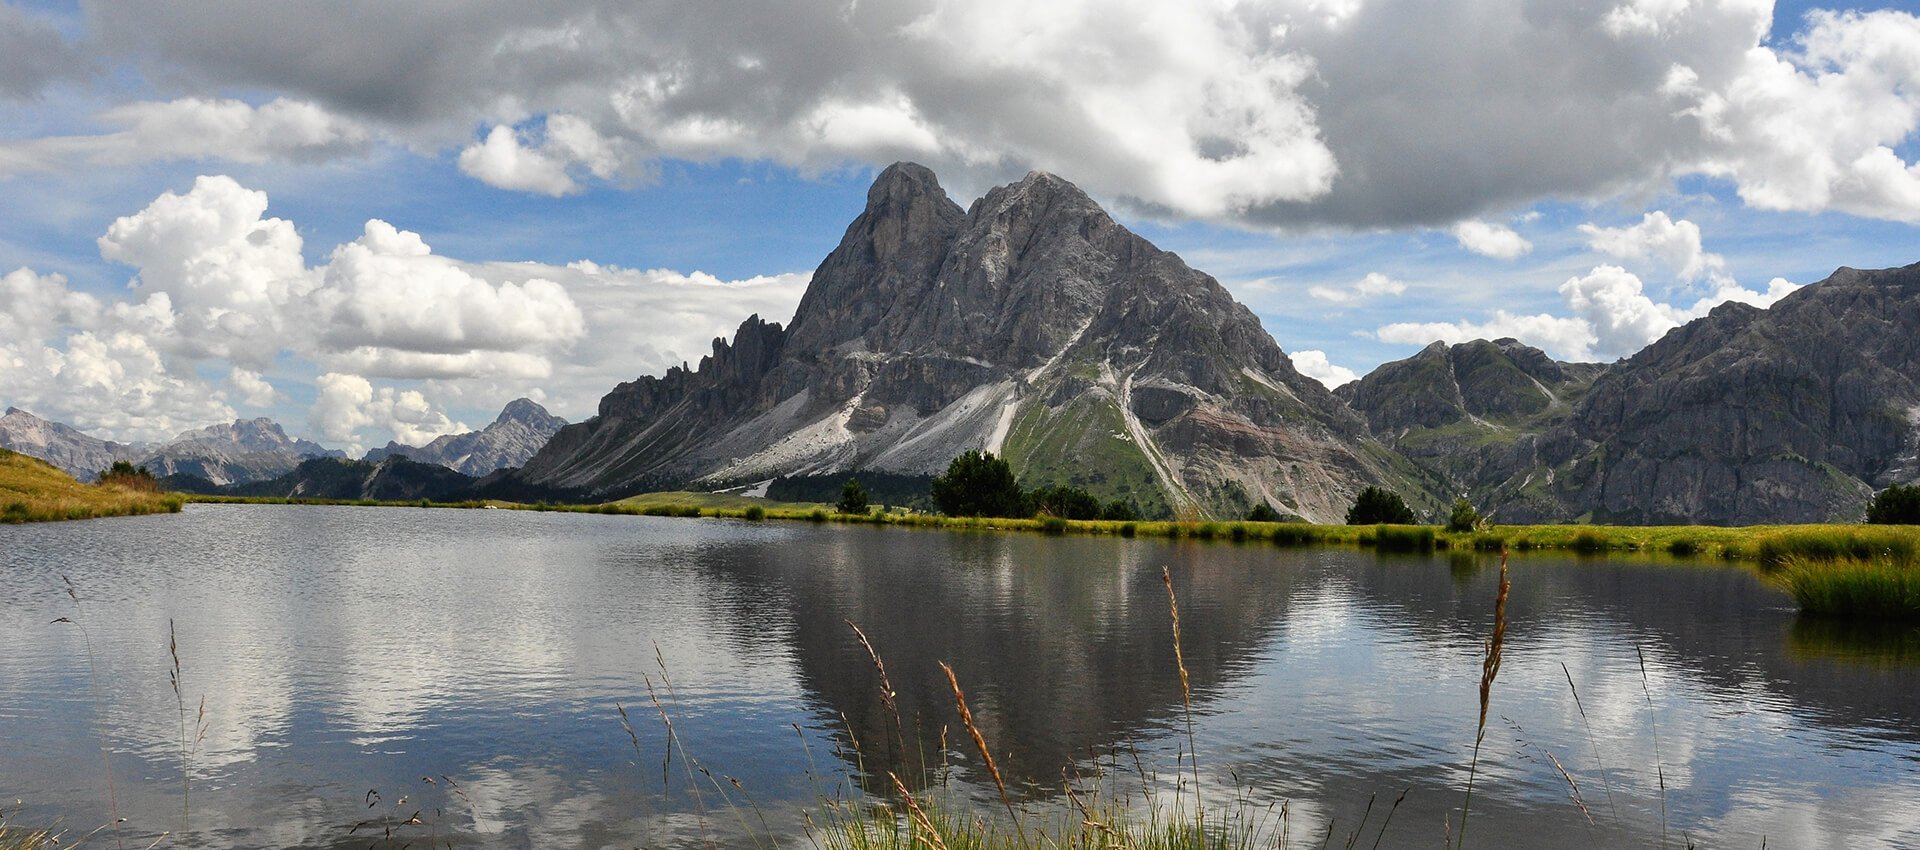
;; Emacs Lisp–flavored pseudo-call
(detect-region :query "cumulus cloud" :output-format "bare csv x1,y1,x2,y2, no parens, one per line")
1309,272,1406,303
458,115,631,195
1450,220,1533,260
0,267,236,442
311,220,587,377
1668,10,1920,223
97,174,315,365
1580,211,1728,283
228,367,281,408
5,175,811,444
1375,264,1803,361
0,97,369,175
1289,349,1359,388
309,372,466,454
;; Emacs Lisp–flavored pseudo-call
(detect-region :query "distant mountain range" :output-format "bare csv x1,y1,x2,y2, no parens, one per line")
364,398,566,476
0,398,563,489
9,164,1917,525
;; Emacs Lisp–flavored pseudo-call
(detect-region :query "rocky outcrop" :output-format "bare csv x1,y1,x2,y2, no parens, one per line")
137,418,344,486
515,163,1433,520
365,398,566,476
1346,265,1920,525
1528,264,1920,524
0,407,143,481
1338,339,1606,518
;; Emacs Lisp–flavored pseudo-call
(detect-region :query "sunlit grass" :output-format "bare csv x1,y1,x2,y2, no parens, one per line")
0,449,183,524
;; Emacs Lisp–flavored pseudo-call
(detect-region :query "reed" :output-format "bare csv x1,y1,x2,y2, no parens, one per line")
1453,550,1509,850
1778,556,1920,621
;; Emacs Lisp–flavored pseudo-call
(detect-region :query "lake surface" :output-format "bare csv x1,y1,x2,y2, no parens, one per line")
3,505,1919,849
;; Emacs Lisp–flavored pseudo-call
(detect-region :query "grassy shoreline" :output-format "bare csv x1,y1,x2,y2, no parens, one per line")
183,489,1920,563
1,449,184,524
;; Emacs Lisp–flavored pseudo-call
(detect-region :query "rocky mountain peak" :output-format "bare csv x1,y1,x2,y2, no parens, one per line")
496,398,563,430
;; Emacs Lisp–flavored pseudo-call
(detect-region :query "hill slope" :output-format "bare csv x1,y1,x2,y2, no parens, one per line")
1,448,182,522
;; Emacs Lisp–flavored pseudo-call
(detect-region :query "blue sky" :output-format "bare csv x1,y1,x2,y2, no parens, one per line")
3,0,1919,450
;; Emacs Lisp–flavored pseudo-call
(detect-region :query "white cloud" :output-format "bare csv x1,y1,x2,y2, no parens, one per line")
227,367,281,408
1309,272,1406,303
1450,220,1533,260
1376,264,1806,362
1375,312,1600,362
308,372,465,454
1579,211,1728,283
457,124,583,197
97,174,315,365
1668,9,1920,222
1290,349,1359,388
311,220,588,372
7,176,812,443
0,97,369,175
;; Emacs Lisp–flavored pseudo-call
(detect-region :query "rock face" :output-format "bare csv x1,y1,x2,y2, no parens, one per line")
1532,264,1920,524
1339,338,1606,518
1347,264,1920,525
365,398,566,476
138,418,345,486
516,163,1431,520
0,407,142,481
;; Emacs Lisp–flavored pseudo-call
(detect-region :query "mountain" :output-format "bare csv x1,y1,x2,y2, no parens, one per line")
0,407,143,481
1338,338,1606,518
1526,264,1920,524
364,398,565,476
137,418,345,486
227,456,476,502
1348,264,1920,525
512,163,1433,520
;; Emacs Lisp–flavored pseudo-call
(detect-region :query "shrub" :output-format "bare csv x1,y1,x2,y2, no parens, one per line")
1272,524,1321,546
1445,497,1482,533
1030,484,1103,520
1101,499,1141,522
1229,523,1249,542
1245,503,1282,523
1667,537,1699,556
931,450,1030,517
1346,486,1416,525
837,478,870,515
808,508,828,522
1040,516,1069,535
1572,529,1607,553
1118,522,1138,538
743,505,767,521
98,460,160,493
1867,484,1920,524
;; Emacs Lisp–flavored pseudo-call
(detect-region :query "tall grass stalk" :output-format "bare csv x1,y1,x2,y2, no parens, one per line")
847,619,910,771
52,576,124,850
1636,647,1668,849
1161,566,1202,830
1453,550,1509,850
1560,662,1619,827
938,661,1027,845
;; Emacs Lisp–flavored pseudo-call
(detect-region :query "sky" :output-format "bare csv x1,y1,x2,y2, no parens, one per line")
3,0,1919,453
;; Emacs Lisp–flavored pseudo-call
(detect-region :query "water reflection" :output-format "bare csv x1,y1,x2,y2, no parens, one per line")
3,508,1920,849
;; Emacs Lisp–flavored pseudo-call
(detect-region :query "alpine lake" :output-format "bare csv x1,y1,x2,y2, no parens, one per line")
3,504,1917,848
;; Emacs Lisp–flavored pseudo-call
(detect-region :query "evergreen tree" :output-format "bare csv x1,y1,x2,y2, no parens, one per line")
931,451,1030,517
1866,484,1920,524
1346,486,1417,525
1246,503,1283,523
837,477,870,515
1446,497,1483,532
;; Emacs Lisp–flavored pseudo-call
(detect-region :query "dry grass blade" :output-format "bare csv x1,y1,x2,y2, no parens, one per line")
889,772,951,850
1560,662,1620,827
1638,646,1669,850
1161,566,1203,825
937,661,1026,844
1543,751,1594,825
1454,549,1510,850
847,619,909,768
